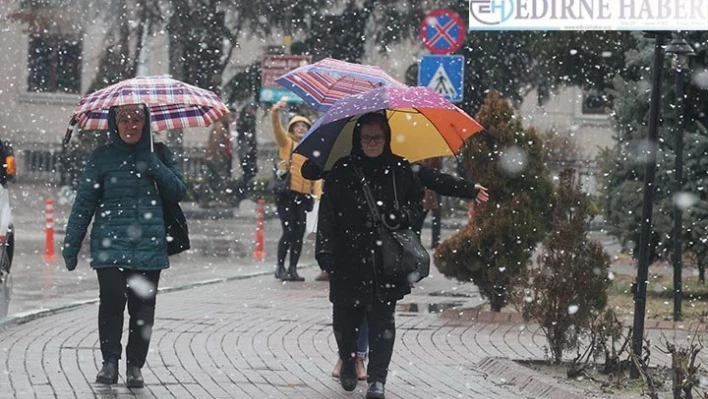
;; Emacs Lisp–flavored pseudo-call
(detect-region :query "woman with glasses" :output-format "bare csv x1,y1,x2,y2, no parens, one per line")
316,112,424,399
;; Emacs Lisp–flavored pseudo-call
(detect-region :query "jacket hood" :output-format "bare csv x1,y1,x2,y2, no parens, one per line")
287,115,312,132
108,104,152,152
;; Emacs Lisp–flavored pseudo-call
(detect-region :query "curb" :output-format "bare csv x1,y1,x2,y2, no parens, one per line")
0,264,317,332
477,357,587,399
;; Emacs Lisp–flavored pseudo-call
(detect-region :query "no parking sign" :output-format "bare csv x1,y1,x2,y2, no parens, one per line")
420,9,465,55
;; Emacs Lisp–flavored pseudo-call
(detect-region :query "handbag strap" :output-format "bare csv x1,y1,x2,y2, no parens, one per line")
354,165,399,230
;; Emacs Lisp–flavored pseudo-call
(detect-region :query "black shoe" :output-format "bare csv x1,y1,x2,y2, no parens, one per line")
274,265,286,279
340,358,357,391
126,365,144,388
282,267,305,282
366,381,386,399
95,359,119,385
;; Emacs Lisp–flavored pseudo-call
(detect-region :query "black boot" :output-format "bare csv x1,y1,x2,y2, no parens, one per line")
340,358,357,392
282,266,305,282
274,264,286,279
95,358,119,385
126,365,145,388
366,381,386,399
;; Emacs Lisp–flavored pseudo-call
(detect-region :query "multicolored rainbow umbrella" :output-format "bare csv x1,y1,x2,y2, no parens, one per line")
275,58,405,112
294,86,484,170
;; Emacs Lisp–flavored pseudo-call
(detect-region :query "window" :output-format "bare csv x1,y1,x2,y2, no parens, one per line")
581,88,608,115
27,34,81,93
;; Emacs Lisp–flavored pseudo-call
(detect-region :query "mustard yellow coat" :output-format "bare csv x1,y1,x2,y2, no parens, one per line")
271,110,322,197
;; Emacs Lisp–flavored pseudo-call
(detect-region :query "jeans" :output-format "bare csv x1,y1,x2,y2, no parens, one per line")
357,319,369,357
96,268,161,368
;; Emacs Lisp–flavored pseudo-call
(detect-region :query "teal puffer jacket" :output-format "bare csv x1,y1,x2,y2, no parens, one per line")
62,106,187,270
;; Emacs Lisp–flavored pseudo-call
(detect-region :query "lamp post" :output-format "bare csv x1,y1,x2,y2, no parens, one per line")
630,31,669,379
665,38,695,322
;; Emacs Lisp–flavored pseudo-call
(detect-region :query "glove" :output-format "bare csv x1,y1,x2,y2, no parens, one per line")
63,254,78,271
317,253,336,273
145,152,163,177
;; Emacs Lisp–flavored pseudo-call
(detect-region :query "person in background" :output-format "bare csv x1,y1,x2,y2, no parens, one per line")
62,104,186,388
316,112,424,399
271,97,322,281
201,109,235,207
235,101,258,202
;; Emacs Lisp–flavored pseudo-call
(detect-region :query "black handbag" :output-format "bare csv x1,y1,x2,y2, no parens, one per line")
155,143,191,256
356,166,430,283
267,142,293,195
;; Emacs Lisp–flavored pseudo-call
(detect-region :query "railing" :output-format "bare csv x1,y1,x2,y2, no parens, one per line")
15,142,278,185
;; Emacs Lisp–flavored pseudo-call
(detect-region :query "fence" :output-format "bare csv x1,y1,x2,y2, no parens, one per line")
15,142,278,186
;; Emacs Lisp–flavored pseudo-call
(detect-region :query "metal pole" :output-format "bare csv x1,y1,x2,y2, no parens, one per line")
672,66,685,322
630,32,667,379
431,194,442,249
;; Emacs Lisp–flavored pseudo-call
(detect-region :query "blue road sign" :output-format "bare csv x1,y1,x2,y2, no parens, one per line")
418,55,464,103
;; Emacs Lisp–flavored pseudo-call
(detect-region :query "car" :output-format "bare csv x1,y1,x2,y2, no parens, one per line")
0,139,16,284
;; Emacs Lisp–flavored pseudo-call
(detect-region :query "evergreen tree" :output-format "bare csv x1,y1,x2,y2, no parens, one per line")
524,169,611,364
601,32,708,267
434,91,554,311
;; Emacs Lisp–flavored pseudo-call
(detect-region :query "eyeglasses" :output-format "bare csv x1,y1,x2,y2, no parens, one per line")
361,135,385,144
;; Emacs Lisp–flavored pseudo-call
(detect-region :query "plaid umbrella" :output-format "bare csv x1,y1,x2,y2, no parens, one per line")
65,75,228,144
275,58,405,112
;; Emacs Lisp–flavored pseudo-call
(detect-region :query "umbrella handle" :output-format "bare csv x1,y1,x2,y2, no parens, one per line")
63,119,77,146
148,113,154,152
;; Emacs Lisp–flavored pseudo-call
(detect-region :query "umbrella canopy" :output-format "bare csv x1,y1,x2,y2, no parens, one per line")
294,86,484,171
275,57,405,112
65,76,228,143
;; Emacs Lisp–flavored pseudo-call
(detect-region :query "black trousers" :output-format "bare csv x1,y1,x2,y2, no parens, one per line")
96,268,161,368
333,300,396,384
275,191,309,269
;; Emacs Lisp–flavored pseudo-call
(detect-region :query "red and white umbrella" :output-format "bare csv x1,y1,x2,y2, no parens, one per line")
275,58,405,112
65,75,228,144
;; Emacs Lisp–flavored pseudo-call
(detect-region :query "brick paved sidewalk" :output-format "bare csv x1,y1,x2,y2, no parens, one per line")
1,263,703,399
0,267,539,399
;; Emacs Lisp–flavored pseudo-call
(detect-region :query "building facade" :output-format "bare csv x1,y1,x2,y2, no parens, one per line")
0,1,613,192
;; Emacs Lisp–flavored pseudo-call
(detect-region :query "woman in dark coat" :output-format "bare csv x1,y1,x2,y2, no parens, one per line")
316,112,424,399
62,104,186,388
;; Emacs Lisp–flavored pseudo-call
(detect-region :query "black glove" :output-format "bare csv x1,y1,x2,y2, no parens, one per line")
317,253,336,273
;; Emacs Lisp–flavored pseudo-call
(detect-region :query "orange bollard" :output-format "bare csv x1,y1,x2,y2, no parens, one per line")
44,198,56,262
253,199,265,261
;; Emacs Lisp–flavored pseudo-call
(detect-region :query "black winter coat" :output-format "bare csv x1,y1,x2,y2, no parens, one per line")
316,155,424,308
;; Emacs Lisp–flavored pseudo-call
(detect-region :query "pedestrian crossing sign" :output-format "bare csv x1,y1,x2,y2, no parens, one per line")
418,55,464,103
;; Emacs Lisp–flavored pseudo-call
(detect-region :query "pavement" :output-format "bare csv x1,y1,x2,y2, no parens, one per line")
0,182,705,398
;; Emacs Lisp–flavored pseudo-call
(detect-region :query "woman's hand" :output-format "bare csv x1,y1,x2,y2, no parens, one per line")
271,98,288,112
474,184,489,204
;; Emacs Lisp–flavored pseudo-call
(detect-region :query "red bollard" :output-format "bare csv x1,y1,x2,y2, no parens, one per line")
44,198,56,262
253,199,265,261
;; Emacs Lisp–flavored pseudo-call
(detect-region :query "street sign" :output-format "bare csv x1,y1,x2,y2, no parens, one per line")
259,55,311,103
418,55,464,103
419,9,465,55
